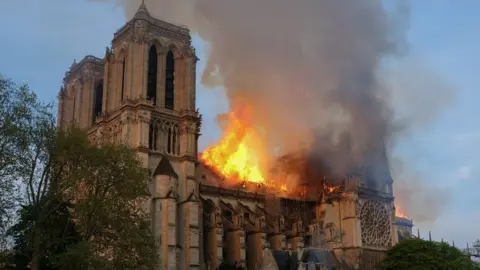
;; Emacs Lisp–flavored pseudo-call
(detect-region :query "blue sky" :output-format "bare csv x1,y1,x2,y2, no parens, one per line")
0,0,478,247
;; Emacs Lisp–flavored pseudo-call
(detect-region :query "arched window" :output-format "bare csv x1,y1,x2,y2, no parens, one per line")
172,130,177,155
92,80,103,124
121,57,126,101
164,50,175,110
167,128,172,153
149,123,154,150
147,45,157,105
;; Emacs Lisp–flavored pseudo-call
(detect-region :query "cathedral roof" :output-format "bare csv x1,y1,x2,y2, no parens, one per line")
153,156,178,178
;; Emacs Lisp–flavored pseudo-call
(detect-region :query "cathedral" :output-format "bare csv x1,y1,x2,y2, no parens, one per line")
56,2,413,269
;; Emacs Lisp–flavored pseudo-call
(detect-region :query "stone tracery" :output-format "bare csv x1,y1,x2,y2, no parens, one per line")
360,200,391,247
149,117,181,155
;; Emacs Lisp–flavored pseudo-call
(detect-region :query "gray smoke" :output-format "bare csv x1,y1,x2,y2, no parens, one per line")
390,156,451,224
123,0,408,171
94,0,453,222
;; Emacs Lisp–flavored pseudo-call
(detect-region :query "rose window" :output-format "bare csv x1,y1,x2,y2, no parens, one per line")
360,200,391,247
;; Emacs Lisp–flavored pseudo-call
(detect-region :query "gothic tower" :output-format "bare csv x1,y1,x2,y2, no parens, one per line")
116,3,202,269
315,148,397,268
58,2,202,269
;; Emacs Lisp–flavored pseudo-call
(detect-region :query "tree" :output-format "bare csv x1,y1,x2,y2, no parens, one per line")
0,75,52,248
378,238,480,269
19,126,157,270
1,199,80,270
0,75,156,269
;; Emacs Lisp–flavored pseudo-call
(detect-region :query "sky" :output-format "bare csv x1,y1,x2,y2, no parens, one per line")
0,0,479,248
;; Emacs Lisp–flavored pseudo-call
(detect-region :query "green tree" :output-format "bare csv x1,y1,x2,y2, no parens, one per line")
20,126,157,270
0,76,156,269
0,75,53,248
378,238,480,270
1,199,80,270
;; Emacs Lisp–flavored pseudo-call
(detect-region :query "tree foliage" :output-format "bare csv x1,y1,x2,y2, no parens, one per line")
0,75,53,247
378,238,480,270
2,199,80,269
0,75,157,269
18,127,157,270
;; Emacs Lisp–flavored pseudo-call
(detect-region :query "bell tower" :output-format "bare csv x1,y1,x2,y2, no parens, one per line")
105,2,201,269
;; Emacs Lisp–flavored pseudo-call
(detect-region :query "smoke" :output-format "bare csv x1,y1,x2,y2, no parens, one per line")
127,0,406,174
390,156,451,224
98,0,452,222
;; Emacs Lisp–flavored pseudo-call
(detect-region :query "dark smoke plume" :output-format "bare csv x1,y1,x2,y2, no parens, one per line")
118,0,409,185
91,0,454,222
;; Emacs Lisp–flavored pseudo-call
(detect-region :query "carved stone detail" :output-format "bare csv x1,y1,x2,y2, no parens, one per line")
360,200,391,247
134,19,148,43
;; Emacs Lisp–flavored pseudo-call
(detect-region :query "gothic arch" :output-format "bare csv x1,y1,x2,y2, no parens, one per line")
148,117,181,155
115,48,128,61
149,38,166,54
203,199,216,214
165,42,182,59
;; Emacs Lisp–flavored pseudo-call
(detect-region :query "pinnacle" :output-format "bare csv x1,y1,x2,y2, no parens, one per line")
136,0,150,15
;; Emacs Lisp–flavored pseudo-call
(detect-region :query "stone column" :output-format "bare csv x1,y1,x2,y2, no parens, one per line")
132,41,146,100
152,169,178,270
288,219,305,250
174,55,185,111
269,215,286,251
185,56,196,111
204,207,224,269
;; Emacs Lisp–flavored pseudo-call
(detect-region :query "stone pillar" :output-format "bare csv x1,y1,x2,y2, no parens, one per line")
246,215,268,269
132,41,146,100
174,56,185,111
269,215,286,251
127,40,134,99
288,219,305,250
204,206,223,269
175,159,199,270
103,59,110,115
152,158,179,270
185,56,196,111
185,199,200,269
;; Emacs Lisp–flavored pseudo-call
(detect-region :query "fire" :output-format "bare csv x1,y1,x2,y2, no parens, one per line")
201,109,267,184
395,206,409,219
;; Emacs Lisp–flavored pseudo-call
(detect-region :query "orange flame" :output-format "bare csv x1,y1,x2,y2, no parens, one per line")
395,206,409,219
201,109,267,185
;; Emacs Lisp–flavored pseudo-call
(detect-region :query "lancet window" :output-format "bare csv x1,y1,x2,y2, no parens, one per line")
148,119,180,156
92,80,103,124
121,57,126,101
164,50,175,110
147,45,158,105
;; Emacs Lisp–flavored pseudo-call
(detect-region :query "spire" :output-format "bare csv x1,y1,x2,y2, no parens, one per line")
135,0,150,17
153,156,178,178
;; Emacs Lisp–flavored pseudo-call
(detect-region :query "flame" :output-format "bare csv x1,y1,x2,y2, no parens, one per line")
395,206,409,219
201,109,267,185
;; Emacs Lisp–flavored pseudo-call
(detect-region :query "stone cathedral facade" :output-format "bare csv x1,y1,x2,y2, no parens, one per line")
57,3,411,270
